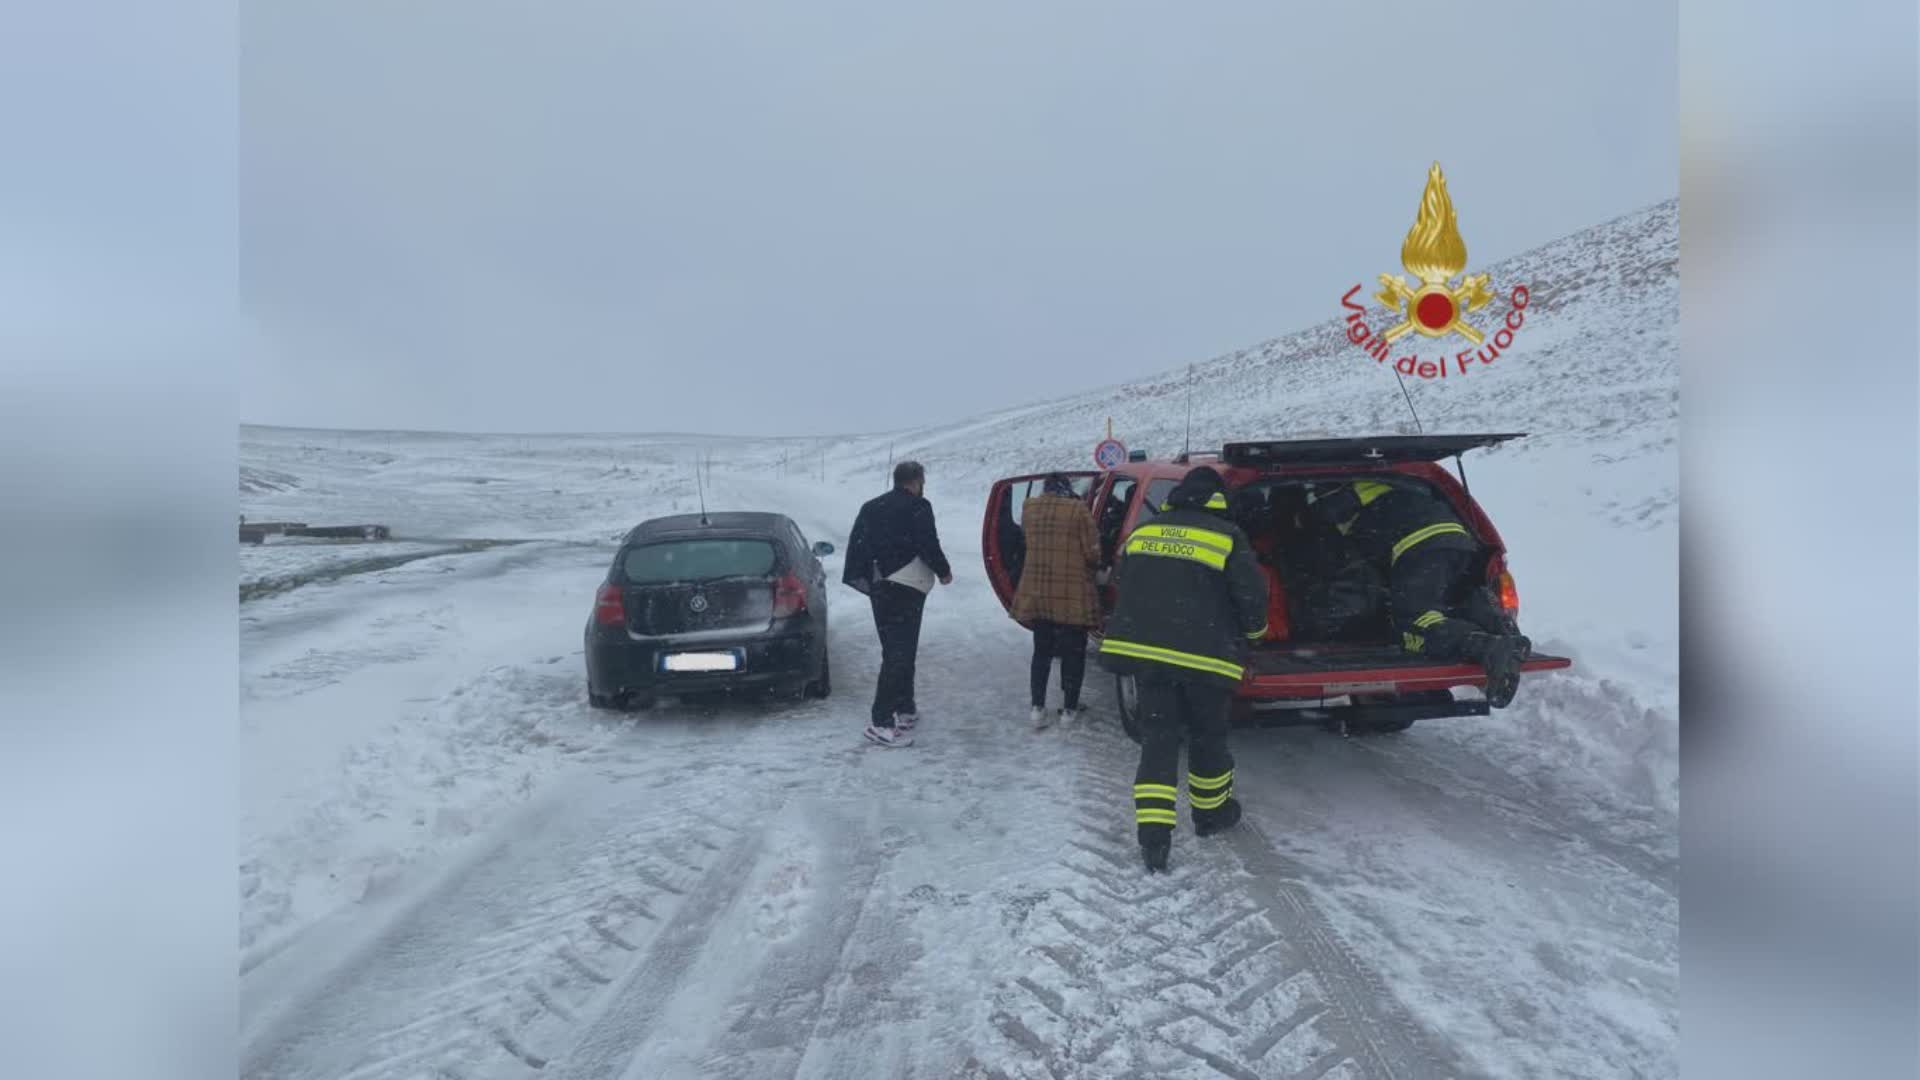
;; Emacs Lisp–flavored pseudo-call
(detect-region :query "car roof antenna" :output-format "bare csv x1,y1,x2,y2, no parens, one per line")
1392,366,1425,434
1184,363,1194,458
696,451,710,526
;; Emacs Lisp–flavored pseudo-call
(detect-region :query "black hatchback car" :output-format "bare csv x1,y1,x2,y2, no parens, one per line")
586,512,835,710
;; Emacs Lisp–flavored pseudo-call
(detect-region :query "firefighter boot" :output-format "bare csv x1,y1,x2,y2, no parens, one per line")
1193,797,1243,838
1140,832,1171,874
1473,633,1532,709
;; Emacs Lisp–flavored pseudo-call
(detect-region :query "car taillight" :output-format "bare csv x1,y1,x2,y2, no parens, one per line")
772,572,808,618
1496,568,1520,615
594,583,626,626
1484,555,1520,616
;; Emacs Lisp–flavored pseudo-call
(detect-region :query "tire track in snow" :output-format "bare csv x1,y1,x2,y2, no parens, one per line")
1358,727,1675,899
542,823,773,1079
242,780,745,1080
1229,821,1462,1079
1223,726,1676,1079
541,804,912,1080
563,804,900,1080
976,726,1461,1080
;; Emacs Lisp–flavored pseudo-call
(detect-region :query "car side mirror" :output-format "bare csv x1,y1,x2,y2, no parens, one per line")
812,541,836,557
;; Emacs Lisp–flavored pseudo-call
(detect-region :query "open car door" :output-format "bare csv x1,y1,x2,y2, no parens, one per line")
981,471,1100,614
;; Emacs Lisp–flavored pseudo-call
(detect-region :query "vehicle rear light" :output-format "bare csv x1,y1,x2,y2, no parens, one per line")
1495,567,1520,615
594,583,626,626
772,572,808,618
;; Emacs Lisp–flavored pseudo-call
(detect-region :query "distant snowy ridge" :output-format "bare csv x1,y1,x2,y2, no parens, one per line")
849,199,1677,491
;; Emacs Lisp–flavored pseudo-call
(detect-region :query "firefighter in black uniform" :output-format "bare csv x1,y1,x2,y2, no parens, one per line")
1096,468,1269,874
1304,477,1531,707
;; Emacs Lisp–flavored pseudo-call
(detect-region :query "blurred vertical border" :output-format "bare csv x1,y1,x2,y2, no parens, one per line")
0,1,1914,1077
1683,1,1918,1076
0,1,238,1079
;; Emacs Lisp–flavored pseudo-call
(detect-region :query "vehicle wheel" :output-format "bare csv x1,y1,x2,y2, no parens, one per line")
589,689,618,710
803,651,832,699
1116,675,1143,744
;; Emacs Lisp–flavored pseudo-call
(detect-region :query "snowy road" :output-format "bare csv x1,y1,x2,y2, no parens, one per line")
240,489,1674,1080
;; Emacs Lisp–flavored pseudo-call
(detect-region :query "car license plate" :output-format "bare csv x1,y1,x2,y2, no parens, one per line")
1323,681,1399,695
661,651,740,673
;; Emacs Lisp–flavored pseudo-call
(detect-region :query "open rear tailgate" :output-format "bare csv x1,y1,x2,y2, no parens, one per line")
1245,643,1571,698
1222,433,1525,467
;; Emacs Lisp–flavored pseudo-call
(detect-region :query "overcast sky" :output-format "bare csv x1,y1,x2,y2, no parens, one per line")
241,0,1675,437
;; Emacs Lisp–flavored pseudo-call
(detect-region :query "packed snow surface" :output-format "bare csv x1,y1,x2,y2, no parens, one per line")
242,200,1676,1078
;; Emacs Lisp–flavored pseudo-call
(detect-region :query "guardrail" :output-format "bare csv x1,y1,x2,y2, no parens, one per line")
239,520,390,544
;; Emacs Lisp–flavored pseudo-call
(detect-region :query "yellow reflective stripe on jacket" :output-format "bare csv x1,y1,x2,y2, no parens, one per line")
1390,522,1470,564
1125,522,1234,570
1098,638,1245,681
1412,610,1447,629
1244,624,1269,640
1155,494,1231,512
1125,536,1227,570
1354,480,1392,505
1130,523,1235,555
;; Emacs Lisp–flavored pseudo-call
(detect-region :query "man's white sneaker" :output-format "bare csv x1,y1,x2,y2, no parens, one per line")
894,711,918,733
864,724,914,748
1055,707,1079,728
1031,706,1054,730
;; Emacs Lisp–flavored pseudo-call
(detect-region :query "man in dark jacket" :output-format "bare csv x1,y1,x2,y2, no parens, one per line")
1096,467,1268,873
1305,477,1531,707
843,460,953,747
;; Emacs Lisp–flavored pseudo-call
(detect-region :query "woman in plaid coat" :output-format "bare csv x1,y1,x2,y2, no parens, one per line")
1011,473,1104,729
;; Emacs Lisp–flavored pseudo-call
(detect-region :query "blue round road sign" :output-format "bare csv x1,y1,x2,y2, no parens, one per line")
1094,438,1128,469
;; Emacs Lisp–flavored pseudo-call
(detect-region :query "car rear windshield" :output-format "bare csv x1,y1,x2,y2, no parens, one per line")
622,539,777,583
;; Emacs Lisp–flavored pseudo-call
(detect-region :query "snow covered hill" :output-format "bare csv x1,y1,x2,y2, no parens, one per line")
240,198,1677,1079
829,199,1675,480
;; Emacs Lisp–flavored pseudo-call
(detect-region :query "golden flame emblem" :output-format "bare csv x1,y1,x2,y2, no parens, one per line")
1375,163,1495,345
